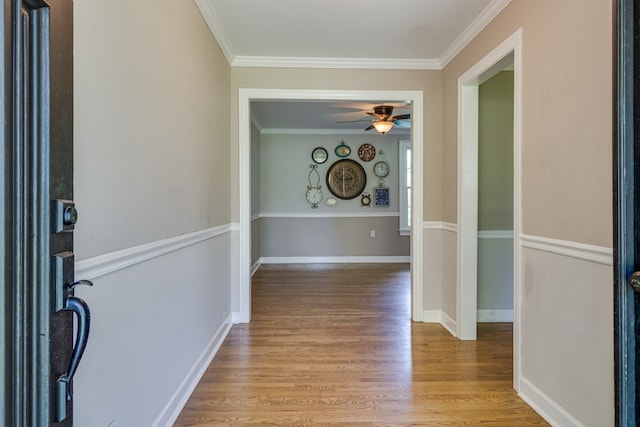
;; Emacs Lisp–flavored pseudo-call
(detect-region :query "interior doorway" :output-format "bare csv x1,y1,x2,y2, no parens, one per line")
237,89,424,324
457,30,522,389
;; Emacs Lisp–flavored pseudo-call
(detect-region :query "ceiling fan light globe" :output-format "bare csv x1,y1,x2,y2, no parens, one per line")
372,121,394,134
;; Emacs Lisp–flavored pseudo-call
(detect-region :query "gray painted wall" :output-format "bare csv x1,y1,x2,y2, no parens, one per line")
256,132,409,259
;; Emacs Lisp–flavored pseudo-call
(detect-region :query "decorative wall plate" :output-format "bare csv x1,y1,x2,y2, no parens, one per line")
335,141,351,157
311,146,328,164
357,143,376,162
326,159,367,200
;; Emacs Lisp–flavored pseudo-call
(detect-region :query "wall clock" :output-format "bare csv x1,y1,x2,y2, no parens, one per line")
358,143,376,162
311,146,328,164
373,149,390,177
305,164,323,209
335,141,351,157
361,192,372,207
326,159,367,200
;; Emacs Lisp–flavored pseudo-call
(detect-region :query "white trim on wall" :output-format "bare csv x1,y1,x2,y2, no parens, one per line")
521,234,613,266
441,311,457,336
261,212,400,218
75,224,235,280
194,0,512,71
457,29,523,388
478,230,513,239
423,221,458,232
518,378,588,427
233,56,441,70
153,317,232,427
239,88,424,323
259,256,410,265
440,0,513,67
259,128,410,136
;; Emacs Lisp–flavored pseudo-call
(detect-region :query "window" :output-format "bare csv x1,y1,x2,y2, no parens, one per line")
399,140,411,236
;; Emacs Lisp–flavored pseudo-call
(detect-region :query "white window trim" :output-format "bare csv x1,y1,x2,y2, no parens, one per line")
399,140,411,236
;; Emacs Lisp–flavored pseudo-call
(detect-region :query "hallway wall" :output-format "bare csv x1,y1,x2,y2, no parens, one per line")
72,0,232,425
441,1,613,426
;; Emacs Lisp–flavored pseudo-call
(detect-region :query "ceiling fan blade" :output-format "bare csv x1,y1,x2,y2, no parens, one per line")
364,124,375,131
337,119,373,123
392,114,411,120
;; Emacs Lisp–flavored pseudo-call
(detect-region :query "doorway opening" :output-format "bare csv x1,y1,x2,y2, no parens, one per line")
457,29,522,389
237,89,424,324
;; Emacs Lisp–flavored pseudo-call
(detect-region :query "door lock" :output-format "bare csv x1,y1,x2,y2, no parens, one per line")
629,271,640,294
52,199,77,233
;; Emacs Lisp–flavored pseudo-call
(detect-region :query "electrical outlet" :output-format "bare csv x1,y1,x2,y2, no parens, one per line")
370,230,375,238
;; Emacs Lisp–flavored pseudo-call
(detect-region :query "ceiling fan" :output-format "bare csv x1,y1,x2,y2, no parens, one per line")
338,105,411,134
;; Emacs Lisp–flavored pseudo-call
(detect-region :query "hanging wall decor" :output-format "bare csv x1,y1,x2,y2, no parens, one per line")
305,164,323,209
311,146,328,164
358,143,376,162
326,159,366,200
374,179,390,207
373,149,390,177
334,141,351,157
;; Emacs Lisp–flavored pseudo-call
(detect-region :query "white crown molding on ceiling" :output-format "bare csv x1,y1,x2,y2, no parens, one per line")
193,0,235,64
259,128,410,136
439,0,512,68
194,0,512,71
232,56,441,70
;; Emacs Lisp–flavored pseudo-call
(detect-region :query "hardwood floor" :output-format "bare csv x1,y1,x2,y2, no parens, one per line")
174,264,548,426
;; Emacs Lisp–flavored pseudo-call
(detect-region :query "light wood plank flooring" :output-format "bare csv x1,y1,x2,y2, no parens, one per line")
175,263,548,426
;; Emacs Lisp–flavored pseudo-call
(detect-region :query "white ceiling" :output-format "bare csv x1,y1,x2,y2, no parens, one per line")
197,0,511,132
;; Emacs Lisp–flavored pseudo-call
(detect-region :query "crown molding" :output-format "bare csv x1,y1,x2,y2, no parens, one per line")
193,0,235,65
259,128,410,135
231,55,441,70
196,0,511,71
439,0,512,68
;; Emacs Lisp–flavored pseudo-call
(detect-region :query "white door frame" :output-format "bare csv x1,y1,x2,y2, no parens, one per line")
237,89,424,323
457,29,522,389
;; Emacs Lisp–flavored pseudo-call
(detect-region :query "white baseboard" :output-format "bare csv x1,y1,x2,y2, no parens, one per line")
259,256,410,264
441,311,457,337
422,310,442,323
519,377,587,427
153,316,232,427
477,309,513,322
250,260,261,276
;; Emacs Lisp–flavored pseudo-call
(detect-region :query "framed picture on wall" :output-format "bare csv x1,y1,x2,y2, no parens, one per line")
374,186,389,207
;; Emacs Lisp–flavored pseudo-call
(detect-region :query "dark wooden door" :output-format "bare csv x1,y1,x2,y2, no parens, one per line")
615,0,640,425
1,0,88,426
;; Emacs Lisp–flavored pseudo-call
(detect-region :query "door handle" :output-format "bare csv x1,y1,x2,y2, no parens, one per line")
629,271,640,294
58,295,91,394
55,281,92,422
